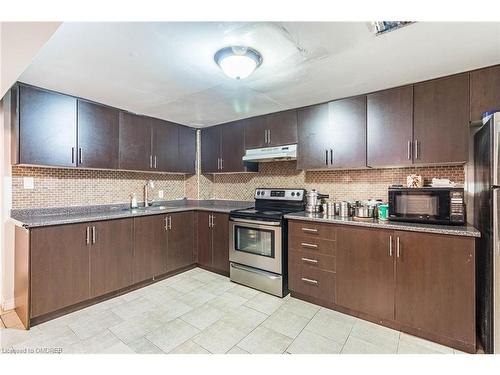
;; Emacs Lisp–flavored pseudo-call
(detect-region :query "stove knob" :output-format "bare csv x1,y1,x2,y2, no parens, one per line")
291,192,295,196
257,191,261,196
296,192,301,196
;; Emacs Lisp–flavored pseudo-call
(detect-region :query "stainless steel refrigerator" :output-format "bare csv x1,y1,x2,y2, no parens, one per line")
473,111,500,353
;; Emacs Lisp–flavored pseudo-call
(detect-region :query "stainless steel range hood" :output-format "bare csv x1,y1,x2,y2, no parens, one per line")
242,144,297,162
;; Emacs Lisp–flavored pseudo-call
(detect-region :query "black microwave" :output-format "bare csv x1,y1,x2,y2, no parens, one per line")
388,187,465,225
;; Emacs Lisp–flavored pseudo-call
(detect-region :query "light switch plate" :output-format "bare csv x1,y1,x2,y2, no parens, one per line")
158,190,164,198
23,177,35,189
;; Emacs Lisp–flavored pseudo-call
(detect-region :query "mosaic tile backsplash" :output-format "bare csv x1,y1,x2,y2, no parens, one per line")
11,161,465,209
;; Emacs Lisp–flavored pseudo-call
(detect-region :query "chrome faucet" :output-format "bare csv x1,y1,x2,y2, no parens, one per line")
144,180,155,207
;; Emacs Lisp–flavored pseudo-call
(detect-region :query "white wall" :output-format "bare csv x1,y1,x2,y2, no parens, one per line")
0,22,60,310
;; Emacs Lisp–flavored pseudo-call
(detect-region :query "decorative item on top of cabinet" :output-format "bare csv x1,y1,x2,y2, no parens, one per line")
367,85,414,168
470,65,500,122
413,73,469,165
244,110,298,149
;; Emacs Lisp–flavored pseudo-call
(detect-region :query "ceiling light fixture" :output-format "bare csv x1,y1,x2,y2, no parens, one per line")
214,46,263,80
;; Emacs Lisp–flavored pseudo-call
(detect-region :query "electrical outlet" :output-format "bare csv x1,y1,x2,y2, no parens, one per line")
23,177,34,189
158,190,164,198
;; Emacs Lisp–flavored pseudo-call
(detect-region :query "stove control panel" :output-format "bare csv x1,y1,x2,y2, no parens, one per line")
255,188,305,201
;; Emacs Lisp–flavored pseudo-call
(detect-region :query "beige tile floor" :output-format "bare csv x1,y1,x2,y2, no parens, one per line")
0,267,469,354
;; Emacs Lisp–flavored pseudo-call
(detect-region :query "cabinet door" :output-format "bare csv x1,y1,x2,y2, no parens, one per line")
167,211,195,272
178,126,196,174
211,213,230,274
133,215,167,282
267,110,298,146
413,74,469,164
221,121,246,172
336,226,395,321
297,103,333,170
119,112,152,171
90,219,134,298
201,126,221,173
330,96,366,168
367,86,413,167
77,100,119,169
244,116,267,149
470,66,500,122
197,211,212,268
30,223,90,317
152,118,179,172
394,231,475,345
19,85,77,167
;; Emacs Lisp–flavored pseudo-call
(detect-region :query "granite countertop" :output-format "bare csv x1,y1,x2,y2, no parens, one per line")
284,212,481,238
11,199,254,228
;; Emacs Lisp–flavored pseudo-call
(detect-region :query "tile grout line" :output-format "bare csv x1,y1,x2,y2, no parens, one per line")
283,306,322,354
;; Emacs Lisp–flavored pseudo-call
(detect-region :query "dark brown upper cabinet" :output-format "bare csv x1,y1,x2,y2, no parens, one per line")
470,65,500,122
17,84,77,167
329,96,367,169
118,112,153,171
152,118,180,172
367,86,414,168
413,73,469,164
297,103,334,170
77,100,119,169
244,110,298,149
178,126,196,174
201,122,257,173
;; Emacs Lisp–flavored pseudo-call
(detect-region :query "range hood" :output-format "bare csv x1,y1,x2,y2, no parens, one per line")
242,144,297,162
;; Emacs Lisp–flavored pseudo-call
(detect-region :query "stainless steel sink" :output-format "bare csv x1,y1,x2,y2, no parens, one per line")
124,205,167,212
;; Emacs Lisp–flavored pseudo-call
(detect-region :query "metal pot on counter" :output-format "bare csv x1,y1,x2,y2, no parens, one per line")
305,189,330,213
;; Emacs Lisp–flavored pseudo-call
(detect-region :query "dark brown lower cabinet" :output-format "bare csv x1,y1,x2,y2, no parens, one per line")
133,215,168,282
288,219,477,352
394,231,475,345
167,211,195,272
90,219,134,298
196,211,229,275
336,226,395,321
30,223,91,318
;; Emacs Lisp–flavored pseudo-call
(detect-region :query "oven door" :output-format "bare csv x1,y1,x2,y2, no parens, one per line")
229,218,282,274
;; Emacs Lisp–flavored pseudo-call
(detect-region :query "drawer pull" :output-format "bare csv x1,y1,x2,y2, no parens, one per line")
301,242,318,249
301,277,318,285
301,257,318,264
301,228,318,233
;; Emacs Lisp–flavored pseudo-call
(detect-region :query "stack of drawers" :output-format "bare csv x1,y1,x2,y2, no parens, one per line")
288,220,336,304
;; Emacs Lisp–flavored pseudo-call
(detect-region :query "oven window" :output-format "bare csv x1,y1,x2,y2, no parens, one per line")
234,225,275,258
395,193,438,216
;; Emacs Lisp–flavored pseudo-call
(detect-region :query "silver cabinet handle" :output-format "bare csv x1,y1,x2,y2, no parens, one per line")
325,149,328,165
149,155,153,168
71,147,75,164
414,140,419,160
264,129,268,144
220,158,223,170
407,141,412,160
208,214,211,228
218,158,221,170
165,216,169,231
168,216,172,230
211,214,215,227
330,149,333,165
92,226,96,244
154,155,157,169
301,277,318,285
301,257,318,264
301,242,318,249
301,228,318,233
86,227,90,245
268,129,271,144
79,148,83,164
396,237,401,258
389,235,393,257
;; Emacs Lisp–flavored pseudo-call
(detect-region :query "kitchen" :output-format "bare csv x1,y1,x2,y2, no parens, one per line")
0,7,500,371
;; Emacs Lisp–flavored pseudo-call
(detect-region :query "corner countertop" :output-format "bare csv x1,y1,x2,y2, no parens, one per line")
284,212,481,238
11,200,254,228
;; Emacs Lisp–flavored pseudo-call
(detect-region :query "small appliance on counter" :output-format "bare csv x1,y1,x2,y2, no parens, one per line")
305,189,329,213
388,186,466,225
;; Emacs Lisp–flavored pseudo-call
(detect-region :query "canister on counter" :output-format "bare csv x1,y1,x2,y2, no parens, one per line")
378,204,389,220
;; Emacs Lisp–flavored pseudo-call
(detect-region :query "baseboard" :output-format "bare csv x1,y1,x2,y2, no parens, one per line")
1,298,15,312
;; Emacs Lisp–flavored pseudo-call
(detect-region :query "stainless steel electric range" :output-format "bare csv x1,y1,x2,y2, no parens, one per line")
228,188,306,297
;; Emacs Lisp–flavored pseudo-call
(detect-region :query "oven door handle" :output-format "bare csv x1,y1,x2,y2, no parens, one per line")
230,218,282,226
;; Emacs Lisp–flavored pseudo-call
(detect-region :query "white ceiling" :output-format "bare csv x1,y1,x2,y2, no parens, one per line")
19,22,500,127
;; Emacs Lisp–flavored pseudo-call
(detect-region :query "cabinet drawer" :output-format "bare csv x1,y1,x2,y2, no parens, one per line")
289,236,336,256
289,249,336,272
289,259,335,303
289,220,337,240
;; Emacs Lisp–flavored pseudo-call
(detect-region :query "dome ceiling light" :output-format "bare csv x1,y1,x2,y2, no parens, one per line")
214,46,263,80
